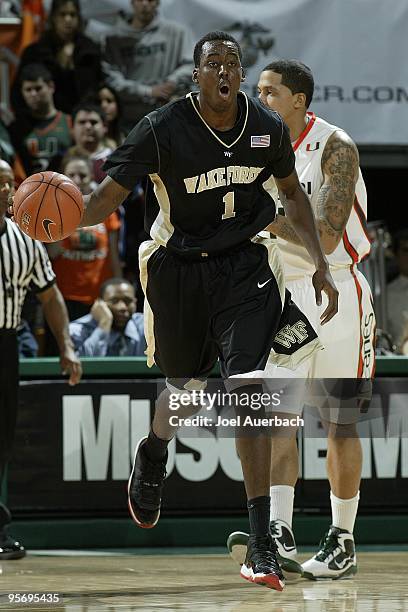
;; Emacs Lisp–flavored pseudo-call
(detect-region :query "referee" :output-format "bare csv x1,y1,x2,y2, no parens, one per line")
0,159,82,559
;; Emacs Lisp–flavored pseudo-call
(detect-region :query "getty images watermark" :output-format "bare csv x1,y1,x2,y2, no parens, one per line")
167,389,304,429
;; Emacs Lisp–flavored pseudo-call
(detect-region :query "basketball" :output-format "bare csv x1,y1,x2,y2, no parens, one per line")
13,171,84,242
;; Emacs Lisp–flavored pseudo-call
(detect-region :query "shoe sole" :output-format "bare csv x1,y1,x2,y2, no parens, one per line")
0,550,26,560
127,437,160,529
227,531,303,580
240,565,284,591
302,564,358,581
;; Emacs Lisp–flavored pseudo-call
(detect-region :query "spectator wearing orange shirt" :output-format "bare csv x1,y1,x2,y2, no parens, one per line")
47,154,122,324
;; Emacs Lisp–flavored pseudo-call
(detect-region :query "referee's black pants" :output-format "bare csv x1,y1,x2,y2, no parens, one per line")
0,330,19,528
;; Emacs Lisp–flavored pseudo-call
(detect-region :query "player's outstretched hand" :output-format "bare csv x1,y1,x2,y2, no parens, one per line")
312,267,339,325
60,346,82,386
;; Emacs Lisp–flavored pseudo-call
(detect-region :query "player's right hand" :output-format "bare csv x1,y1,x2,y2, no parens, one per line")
312,267,339,324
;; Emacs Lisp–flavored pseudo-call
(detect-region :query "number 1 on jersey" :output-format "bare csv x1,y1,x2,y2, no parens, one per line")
222,191,236,219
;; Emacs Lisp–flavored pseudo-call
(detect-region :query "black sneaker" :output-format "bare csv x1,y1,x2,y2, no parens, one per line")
127,437,167,529
302,526,357,580
227,519,303,580
0,528,26,560
240,533,285,591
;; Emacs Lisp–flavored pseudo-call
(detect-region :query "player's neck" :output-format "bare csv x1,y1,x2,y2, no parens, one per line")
288,113,309,143
196,95,239,131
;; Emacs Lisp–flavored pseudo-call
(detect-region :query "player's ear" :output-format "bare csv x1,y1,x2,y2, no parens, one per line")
241,68,246,82
192,69,199,84
294,92,306,109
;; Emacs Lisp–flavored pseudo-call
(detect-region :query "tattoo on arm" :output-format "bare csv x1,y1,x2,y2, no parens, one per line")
268,214,304,245
316,132,359,239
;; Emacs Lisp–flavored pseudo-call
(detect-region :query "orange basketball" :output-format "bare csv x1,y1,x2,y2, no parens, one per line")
13,171,84,242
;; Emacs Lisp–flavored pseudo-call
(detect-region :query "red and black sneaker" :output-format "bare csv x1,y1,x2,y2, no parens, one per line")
127,437,167,529
240,533,285,591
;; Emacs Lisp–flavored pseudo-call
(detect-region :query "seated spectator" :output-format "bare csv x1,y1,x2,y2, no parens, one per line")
45,153,121,356
69,278,146,356
102,0,194,129
97,83,126,147
67,103,113,183
9,63,72,175
11,0,102,115
387,228,408,352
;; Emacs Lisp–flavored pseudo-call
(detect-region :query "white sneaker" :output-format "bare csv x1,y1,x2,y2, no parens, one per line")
227,519,303,580
302,526,357,580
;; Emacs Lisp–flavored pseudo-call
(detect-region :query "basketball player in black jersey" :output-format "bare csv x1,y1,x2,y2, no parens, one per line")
22,31,338,590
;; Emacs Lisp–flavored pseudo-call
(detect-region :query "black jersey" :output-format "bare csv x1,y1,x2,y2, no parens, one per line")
104,92,295,255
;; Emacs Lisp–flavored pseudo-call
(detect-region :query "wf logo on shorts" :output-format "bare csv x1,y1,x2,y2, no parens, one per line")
274,321,309,348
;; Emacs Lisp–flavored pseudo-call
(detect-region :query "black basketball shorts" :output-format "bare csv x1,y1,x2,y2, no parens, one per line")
139,237,322,383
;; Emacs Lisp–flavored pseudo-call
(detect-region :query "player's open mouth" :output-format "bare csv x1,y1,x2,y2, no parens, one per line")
219,84,230,98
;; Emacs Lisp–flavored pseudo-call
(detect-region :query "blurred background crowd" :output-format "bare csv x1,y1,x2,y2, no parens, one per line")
0,0,407,357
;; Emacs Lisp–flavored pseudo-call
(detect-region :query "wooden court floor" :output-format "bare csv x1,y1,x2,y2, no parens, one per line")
0,551,407,611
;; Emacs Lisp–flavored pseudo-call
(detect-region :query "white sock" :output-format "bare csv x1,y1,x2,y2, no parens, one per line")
270,485,295,528
330,491,360,534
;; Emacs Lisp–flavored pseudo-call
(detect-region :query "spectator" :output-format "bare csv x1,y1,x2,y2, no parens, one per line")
69,100,145,301
9,63,72,175
46,153,121,327
0,118,26,185
68,103,113,184
97,83,126,147
70,278,146,356
387,228,408,351
61,153,96,193
0,158,81,559
12,0,102,115
102,0,194,129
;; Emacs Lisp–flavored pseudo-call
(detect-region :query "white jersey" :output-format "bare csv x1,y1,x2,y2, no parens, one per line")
266,112,371,280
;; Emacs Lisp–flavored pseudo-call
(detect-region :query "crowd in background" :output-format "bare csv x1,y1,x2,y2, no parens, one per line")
1,0,407,355
1,0,195,357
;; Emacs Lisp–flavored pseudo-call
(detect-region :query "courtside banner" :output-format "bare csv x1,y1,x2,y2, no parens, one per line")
160,0,408,145
8,378,408,515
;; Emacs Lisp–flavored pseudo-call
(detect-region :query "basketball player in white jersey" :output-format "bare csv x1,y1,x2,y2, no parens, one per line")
228,60,375,580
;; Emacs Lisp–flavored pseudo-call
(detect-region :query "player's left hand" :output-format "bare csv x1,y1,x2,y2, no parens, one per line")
60,345,82,386
312,267,339,325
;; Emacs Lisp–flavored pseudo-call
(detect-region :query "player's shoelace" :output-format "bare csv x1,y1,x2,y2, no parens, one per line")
132,453,167,508
249,536,282,576
314,531,340,562
269,522,280,539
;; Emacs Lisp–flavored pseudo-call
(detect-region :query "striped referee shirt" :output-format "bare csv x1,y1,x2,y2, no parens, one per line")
0,218,55,329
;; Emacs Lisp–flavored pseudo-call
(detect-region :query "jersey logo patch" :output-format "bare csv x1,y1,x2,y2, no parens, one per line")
224,151,233,157
306,142,320,151
251,135,270,147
